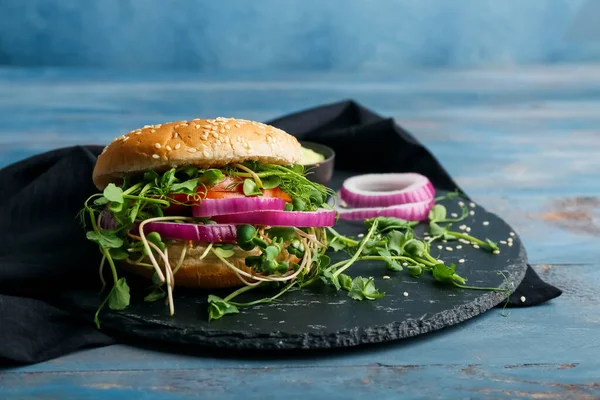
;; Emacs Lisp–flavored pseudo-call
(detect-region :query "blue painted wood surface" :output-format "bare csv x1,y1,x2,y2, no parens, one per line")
1,65,600,399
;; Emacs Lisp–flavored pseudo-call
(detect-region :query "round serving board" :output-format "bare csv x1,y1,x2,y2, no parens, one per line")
63,183,528,351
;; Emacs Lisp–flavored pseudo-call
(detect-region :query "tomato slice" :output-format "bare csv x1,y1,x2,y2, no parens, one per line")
166,179,292,213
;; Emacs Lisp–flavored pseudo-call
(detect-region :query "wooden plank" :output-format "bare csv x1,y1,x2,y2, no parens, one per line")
6,264,593,374
2,362,599,400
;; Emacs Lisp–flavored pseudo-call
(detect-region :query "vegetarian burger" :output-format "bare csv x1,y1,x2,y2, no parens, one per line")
84,118,335,318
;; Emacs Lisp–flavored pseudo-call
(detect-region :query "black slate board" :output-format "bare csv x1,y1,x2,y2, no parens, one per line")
60,179,528,350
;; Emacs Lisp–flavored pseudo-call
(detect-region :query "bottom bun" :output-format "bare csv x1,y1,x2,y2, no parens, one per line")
121,241,299,289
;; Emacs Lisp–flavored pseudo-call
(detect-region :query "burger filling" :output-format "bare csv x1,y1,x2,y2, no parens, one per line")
82,161,335,325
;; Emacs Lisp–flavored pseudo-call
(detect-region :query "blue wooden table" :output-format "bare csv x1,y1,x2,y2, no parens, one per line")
1,65,600,399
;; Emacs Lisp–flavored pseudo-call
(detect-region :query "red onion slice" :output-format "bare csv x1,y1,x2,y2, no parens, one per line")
213,209,337,227
136,222,238,242
192,197,286,217
340,173,435,208
335,198,434,221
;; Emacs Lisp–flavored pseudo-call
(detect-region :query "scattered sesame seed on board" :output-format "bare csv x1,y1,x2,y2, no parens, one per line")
510,232,515,237
175,143,181,150
483,221,489,226
451,213,458,218
437,245,443,249
456,245,462,249
508,243,513,247
442,239,447,243
500,240,507,244
466,227,471,232
403,292,409,297
383,276,390,280
187,148,197,153
154,143,161,149
469,211,475,216
459,224,466,230
446,247,453,251
458,259,465,263
469,202,476,208
473,244,480,249
402,262,408,267
493,250,500,254
458,201,465,207
357,234,364,238
152,154,159,159
520,296,526,303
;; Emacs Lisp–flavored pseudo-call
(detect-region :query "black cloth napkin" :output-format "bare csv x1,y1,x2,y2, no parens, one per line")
0,100,561,365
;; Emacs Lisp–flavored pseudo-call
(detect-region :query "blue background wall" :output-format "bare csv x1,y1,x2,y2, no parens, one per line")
1,0,599,71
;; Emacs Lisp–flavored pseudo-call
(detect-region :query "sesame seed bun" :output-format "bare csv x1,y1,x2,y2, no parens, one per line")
122,242,300,289
93,117,302,190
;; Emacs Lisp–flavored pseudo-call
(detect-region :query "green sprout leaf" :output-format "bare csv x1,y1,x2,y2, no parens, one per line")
377,248,403,271
144,289,166,302
428,204,447,222
387,230,411,256
86,231,123,249
264,245,280,261
103,184,124,204
348,277,385,301
404,239,425,257
261,175,281,190
160,168,176,189
213,247,235,258
146,232,165,252
200,169,224,186
486,238,499,251
243,179,262,196
338,273,353,291
208,295,240,321
267,227,295,242
107,278,130,310
365,216,411,233
109,247,129,260
432,263,467,285
170,179,199,194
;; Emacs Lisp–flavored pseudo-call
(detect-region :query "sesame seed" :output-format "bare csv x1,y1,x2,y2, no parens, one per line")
175,143,181,150
195,124,201,129
510,232,515,237
469,202,476,208
459,224,467,230
442,239,447,243
151,129,156,133
152,154,159,159
166,145,172,151
174,132,179,138
451,213,458,218
473,244,480,249
187,148,197,153
135,131,142,135
507,237,513,242
402,262,408,267
520,296,526,303
383,276,391,280
357,233,364,238
446,247,453,251
456,245,462,249
500,240,507,244
483,221,489,226
459,239,470,244
154,143,161,149
469,211,475,216
403,292,409,297
144,125,152,128
458,201,465,207
458,259,465,263
181,123,188,127
174,125,179,128
437,245,443,249
258,125,265,130
155,124,162,128
493,250,500,255
203,150,210,157
121,136,129,142
212,132,219,138
466,227,471,232
508,243,513,247
211,126,218,131
234,123,240,128
225,125,230,129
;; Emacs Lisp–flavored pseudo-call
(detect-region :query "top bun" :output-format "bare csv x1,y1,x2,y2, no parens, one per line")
93,118,302,189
